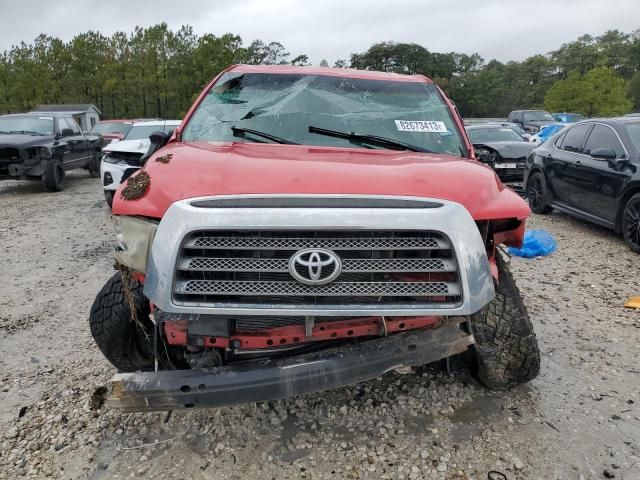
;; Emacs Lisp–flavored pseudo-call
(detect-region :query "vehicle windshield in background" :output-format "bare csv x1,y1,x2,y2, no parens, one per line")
124,124,175,141
468,127,524,143
91,122,132,135
524,111,555,122
182,73,466,156
624,122,640,151
0,115,54,136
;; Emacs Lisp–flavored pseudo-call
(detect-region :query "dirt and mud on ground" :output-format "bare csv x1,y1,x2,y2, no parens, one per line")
1,173,639,480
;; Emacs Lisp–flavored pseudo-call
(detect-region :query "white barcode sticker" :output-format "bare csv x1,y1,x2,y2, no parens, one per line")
395,120,447,133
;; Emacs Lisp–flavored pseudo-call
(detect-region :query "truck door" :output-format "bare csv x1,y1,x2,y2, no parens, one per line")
60,117,90,168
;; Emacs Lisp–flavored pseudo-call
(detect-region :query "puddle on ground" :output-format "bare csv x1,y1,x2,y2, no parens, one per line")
449,394,502,443
403,413,434,435
89,440,120,480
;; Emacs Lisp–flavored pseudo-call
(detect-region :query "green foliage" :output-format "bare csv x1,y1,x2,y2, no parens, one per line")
628,71,640,111
0,25,307,118
349,30,640,117
1,26,639,119
544,67,632,117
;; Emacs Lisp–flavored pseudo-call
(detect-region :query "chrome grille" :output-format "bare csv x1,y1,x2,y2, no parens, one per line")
176,280,459,296
173,230,462,308
186,236,446,250
179,257,455,273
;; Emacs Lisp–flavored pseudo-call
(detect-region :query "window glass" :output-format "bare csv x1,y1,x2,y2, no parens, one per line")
58,118,71,134
467,127,524,143
65,117,81,135
0,115,54,136
624,122,640,152
523,111,555,122
181,72,467,156
560,123,591,153
584,125,625,158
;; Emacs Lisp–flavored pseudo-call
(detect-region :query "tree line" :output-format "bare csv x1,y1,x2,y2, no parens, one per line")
1,24,639,120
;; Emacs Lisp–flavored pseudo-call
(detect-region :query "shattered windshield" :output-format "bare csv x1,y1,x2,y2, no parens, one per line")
182,72,466,156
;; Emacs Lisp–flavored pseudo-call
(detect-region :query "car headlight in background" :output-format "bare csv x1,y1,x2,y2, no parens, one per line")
475,148,496,164
24,147,51,165
103,153,127,165
113,215,158,274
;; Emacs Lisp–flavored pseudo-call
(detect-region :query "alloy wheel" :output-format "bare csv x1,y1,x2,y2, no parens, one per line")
624,198,640,250
528,177,543,209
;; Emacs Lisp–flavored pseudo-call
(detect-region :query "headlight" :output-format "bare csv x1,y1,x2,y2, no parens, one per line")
475,148,495,163
103,153,127,166
24,147,50,164
113,216,158,274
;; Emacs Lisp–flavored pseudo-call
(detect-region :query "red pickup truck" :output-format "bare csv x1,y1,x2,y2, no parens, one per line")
90,64,539,411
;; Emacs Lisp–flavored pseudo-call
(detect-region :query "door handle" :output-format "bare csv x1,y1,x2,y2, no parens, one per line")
574,160,582,168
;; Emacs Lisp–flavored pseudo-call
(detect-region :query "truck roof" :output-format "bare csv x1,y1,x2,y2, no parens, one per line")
226,64,434,84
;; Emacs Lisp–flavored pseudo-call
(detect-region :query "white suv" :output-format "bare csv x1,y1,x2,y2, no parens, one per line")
100,120,181,206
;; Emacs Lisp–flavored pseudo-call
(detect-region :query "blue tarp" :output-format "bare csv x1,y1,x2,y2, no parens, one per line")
508,230,556,258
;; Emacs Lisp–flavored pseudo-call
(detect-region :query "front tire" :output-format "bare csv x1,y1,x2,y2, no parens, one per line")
104,190,114,208
89,273,156,372
526,171,552,214
88,150,101,178
43,157,65,191
622,193,640,254
470,254,540,389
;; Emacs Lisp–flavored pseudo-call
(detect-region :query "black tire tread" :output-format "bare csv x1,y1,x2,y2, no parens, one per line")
104,190,114,208
471,254,540,389
89,273,155,372
44,157,65,191
88,150,101,178
622,193,640,254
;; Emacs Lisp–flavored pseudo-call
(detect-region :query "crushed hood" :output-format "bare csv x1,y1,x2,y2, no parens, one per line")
112,142,530,221
104,138,150,155
474,141,535,160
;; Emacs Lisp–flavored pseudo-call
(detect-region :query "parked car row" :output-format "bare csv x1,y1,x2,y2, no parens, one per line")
0,114,180,193
101,119,180,206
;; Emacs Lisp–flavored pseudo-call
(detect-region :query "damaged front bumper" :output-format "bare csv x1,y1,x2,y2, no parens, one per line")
108,319,473,412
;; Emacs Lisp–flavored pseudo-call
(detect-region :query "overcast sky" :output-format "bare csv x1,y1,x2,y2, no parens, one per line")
1,0,638,64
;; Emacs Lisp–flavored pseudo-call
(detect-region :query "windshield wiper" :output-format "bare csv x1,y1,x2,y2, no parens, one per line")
308,126,435,153
9,130,44,136
231,126,298,145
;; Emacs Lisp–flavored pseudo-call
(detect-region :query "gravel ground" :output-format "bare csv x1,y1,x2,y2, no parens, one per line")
0,173,639,480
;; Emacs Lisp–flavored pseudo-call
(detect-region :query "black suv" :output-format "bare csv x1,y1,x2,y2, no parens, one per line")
0,113,102,191
524,118,640,253
507,110,557,134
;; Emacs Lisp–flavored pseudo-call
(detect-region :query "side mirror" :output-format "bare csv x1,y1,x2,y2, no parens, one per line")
140,130,171,164
590,147,616,160
60,128,74,137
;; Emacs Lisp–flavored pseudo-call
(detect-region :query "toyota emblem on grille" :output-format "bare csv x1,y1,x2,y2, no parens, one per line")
289,248,342,285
